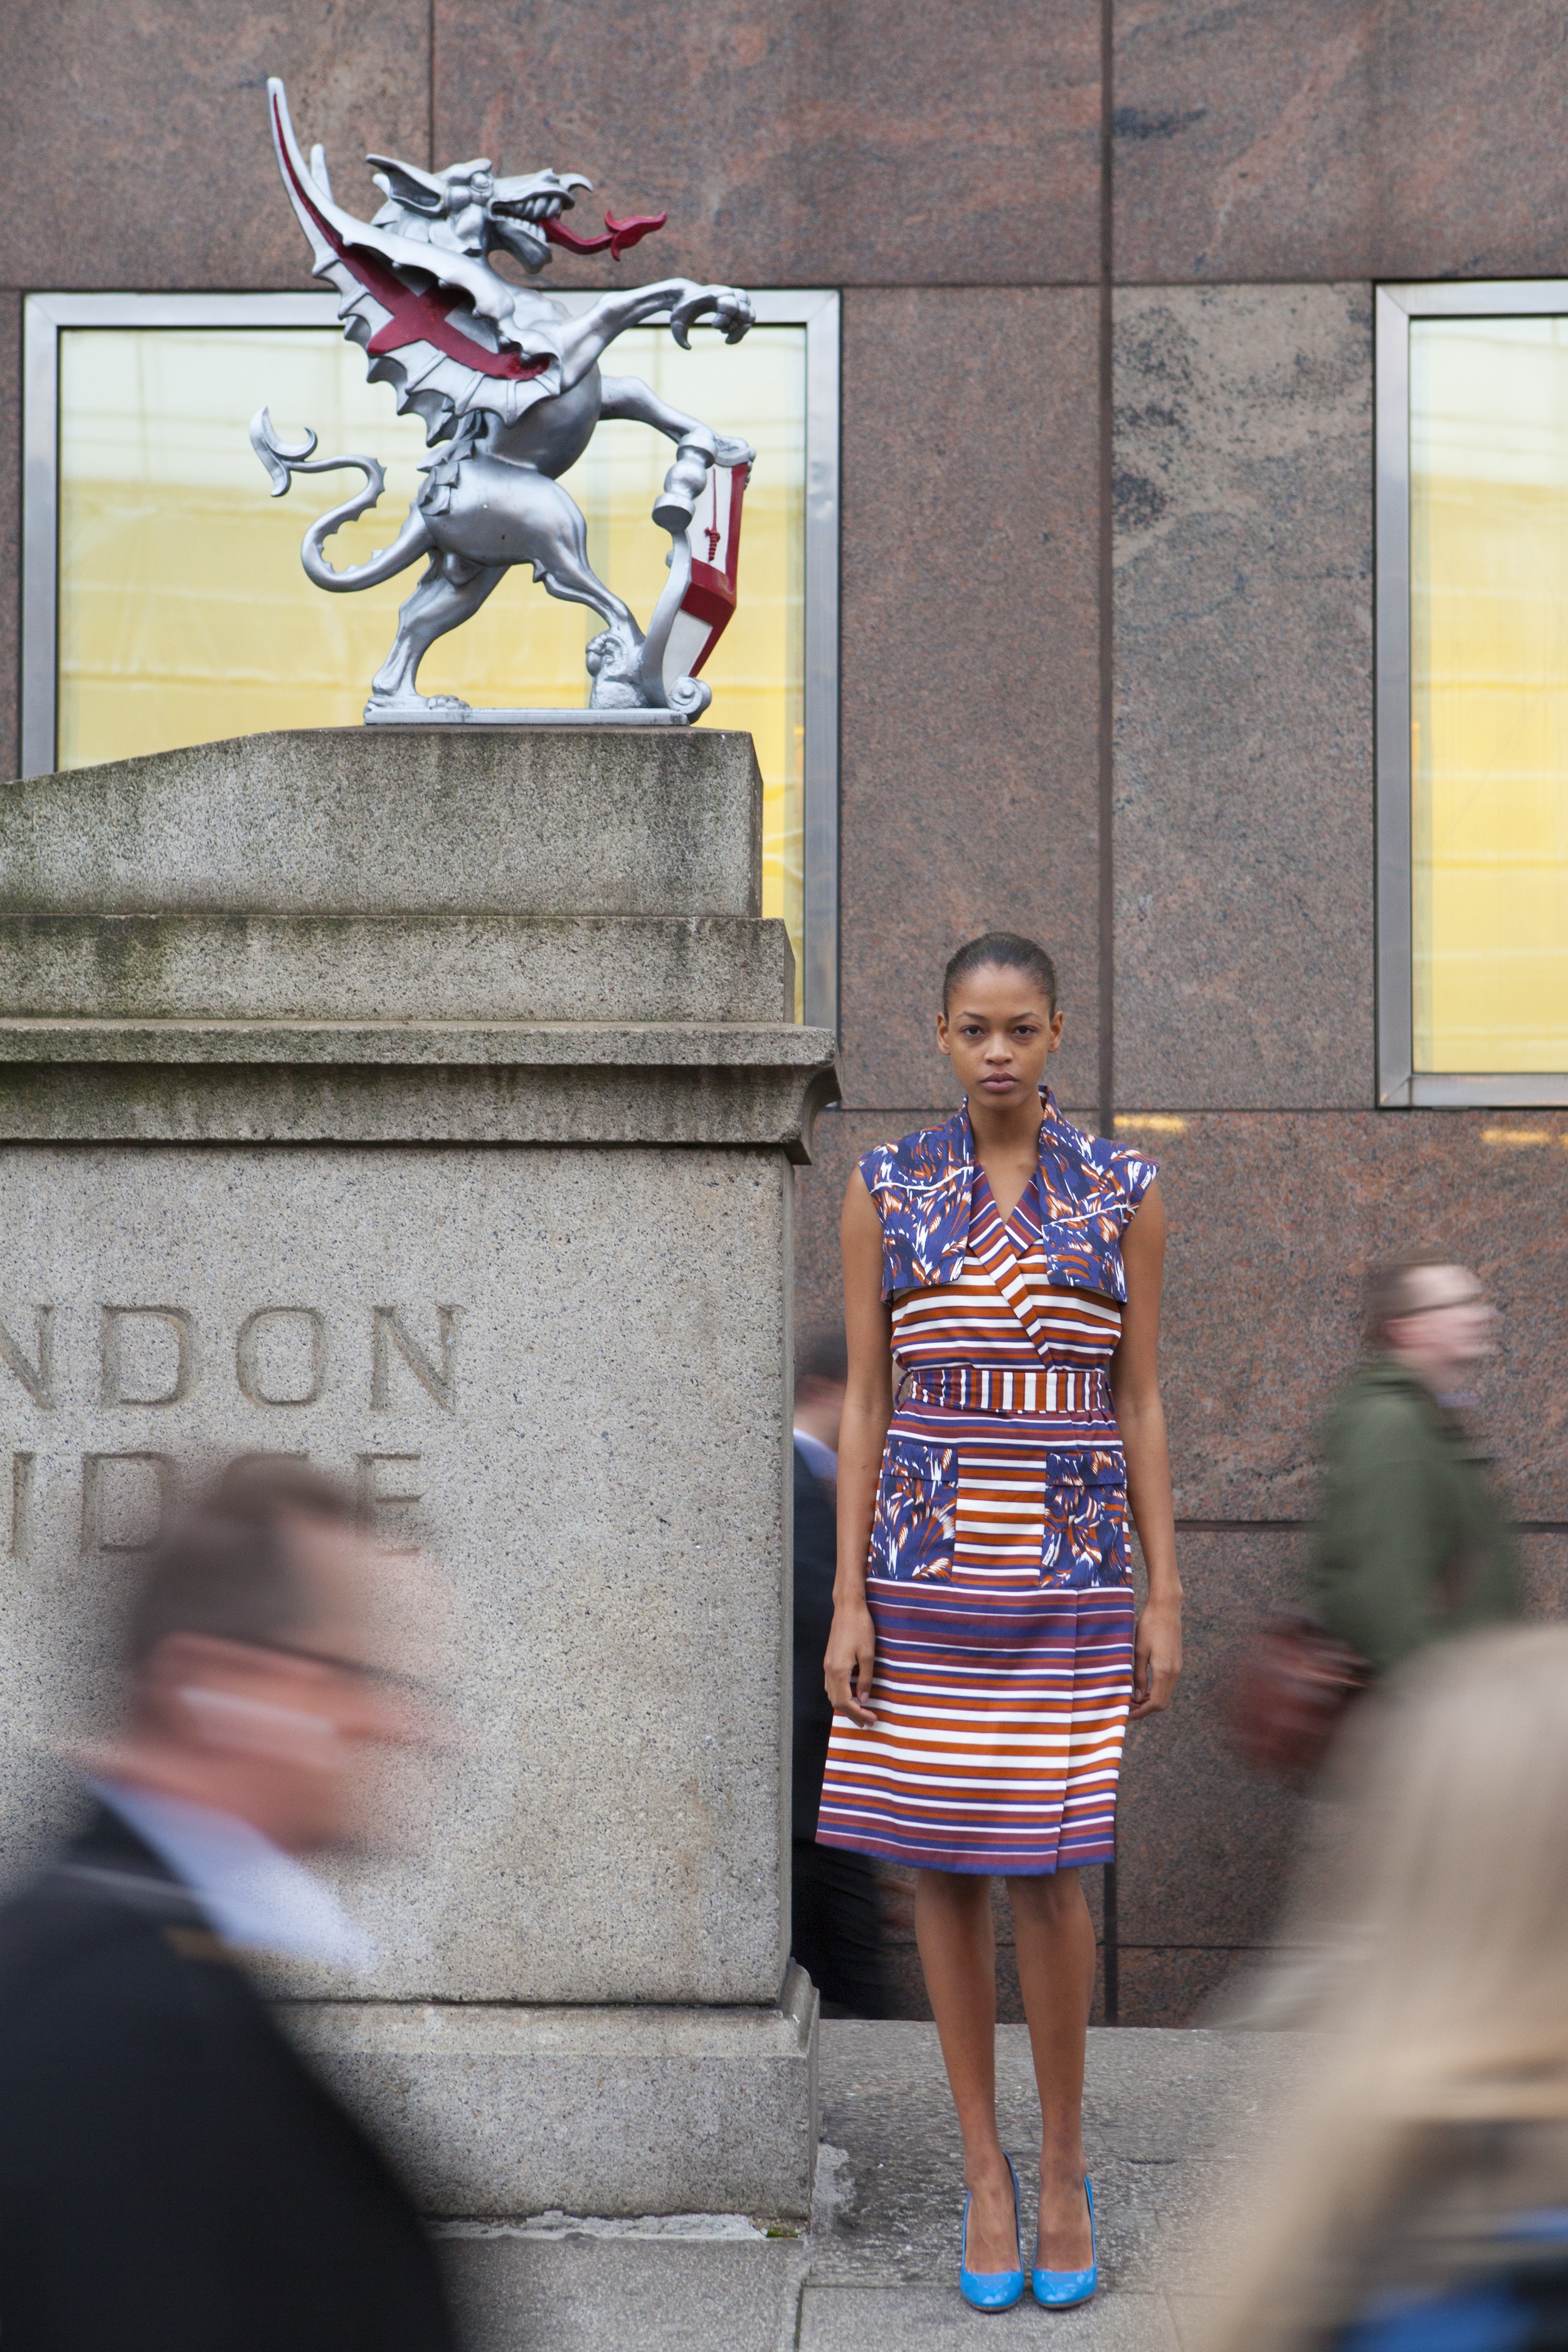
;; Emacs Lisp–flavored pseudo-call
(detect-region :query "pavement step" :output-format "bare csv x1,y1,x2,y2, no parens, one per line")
446,2022,1314,2351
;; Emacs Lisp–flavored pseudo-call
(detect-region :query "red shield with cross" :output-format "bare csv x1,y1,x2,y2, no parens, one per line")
659,460,750,702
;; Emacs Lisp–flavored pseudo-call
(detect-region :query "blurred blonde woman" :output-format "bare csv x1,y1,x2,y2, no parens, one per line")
1213,1626,1568,2352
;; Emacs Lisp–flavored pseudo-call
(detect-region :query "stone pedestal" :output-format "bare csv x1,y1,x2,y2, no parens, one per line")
0,726,838,2218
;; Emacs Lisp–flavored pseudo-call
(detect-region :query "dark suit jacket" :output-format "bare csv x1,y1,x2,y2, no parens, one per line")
792,1440,839,1839
0,1806,457,2352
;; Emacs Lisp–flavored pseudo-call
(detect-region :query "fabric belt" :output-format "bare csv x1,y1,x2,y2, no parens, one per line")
899,1365,1113,1417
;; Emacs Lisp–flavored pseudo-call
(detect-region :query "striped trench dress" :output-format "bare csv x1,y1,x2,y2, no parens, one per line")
816,1094,1152,1877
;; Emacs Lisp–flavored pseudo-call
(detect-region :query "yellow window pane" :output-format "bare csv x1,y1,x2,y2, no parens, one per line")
58,324,805,1014
1411,316,1568,1071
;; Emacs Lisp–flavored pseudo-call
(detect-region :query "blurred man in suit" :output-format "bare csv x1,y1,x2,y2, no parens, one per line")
792,1331,888,2017
0,1461,457,2352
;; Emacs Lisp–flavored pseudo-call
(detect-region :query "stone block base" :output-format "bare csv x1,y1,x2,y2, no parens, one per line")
283,1965,820,2220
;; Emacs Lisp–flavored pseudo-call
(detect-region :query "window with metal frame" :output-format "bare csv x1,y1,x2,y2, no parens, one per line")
1378,280,1568,1105
22,290,839,1029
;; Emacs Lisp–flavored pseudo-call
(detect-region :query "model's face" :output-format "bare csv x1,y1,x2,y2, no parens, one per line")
936,965,1063,1106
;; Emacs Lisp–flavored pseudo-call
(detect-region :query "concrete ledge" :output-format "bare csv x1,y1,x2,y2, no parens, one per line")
0,1056,844,1159
1,728,763,918
282,1966,820,2219
0,1019,837,1067
0,914,793,1024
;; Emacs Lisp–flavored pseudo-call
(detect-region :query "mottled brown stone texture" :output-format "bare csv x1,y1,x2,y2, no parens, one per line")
1113,285,1375,1110
1145,1112,1568,1525
433,1,1103,289
0,4,431,290
840,288,1103,1113
1114,1,1568,285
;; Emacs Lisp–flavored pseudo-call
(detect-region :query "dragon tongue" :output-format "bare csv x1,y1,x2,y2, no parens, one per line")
544,209,667,260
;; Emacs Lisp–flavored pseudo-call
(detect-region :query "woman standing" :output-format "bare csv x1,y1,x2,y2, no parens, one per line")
817,933,1182,2312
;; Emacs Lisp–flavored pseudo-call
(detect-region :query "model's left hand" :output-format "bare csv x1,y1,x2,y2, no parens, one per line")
1129,1593,1182,1719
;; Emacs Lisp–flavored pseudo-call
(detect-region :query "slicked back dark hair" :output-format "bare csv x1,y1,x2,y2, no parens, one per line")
127,1459,369,1670
942,931,1059,1015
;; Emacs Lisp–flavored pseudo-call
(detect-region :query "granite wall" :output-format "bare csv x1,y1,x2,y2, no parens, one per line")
4,1,1567,2022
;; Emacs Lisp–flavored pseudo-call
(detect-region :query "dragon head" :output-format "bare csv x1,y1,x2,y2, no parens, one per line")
368,150,667,274
368,152,592,273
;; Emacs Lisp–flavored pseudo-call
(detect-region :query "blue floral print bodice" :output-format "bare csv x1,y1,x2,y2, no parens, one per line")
858,1088,1157,1306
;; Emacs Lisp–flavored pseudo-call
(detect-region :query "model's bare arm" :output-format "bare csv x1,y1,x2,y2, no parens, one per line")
1110,1181,1183,1720
824,1170,894,1729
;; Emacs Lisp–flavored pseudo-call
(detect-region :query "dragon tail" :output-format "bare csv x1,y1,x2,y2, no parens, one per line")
249,406,433,592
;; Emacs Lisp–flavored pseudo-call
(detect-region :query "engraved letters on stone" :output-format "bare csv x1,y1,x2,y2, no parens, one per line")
0,1310,53,1409
0,1303,463,1412
0,1304,465,1559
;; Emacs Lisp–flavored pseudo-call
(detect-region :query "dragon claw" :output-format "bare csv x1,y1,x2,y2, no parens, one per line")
669,286,755,351
364,689,471,717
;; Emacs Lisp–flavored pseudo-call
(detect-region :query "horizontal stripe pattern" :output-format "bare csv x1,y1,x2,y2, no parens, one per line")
817,1581,1136,1873
817,1167,1135,1877
890,1177,1122,1379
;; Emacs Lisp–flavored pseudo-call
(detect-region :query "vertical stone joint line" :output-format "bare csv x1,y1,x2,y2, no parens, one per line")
1097,0,1121,2030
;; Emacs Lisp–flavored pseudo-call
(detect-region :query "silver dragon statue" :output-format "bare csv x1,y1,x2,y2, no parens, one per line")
251,79,755,723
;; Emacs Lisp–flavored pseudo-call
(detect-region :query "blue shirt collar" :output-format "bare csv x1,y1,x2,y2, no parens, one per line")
92,1779,374,1971
793,1429,837,1483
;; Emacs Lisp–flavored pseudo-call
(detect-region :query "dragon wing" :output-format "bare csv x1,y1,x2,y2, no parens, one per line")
268,78,563,442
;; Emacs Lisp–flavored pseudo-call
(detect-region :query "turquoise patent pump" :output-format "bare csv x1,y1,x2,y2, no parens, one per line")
959,2154,1025,2312
1032,2175,1098,2309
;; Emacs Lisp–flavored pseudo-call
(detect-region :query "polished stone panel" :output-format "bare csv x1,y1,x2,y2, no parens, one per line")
1143,1110,1568,1524
840,291,1102,1112
1113,2,1568,285
1113,286,1374,1110
1113,1948,1253,2030
434,3,1101,290
0,9,429,289
1115,1531,1306,1956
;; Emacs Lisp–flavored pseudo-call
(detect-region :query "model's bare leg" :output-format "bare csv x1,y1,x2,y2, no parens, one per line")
914,1870,1019,2274
369,552,506,708
1008,1869,1096,2270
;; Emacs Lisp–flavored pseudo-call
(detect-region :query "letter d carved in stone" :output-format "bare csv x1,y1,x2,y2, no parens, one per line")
100,1307,196,1407
235,1308,327,1407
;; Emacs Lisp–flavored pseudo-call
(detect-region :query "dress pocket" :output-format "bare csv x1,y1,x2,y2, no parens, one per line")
1040,1449,1131,1591
869,1437,959,1582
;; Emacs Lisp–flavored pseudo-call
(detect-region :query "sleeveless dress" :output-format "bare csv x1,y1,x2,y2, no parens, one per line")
815,1090,1154,1877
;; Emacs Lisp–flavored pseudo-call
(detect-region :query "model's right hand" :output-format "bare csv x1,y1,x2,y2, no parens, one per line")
824,1600,878,1727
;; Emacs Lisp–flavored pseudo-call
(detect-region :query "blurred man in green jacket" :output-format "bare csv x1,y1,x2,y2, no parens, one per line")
1311,1249,1521,1677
